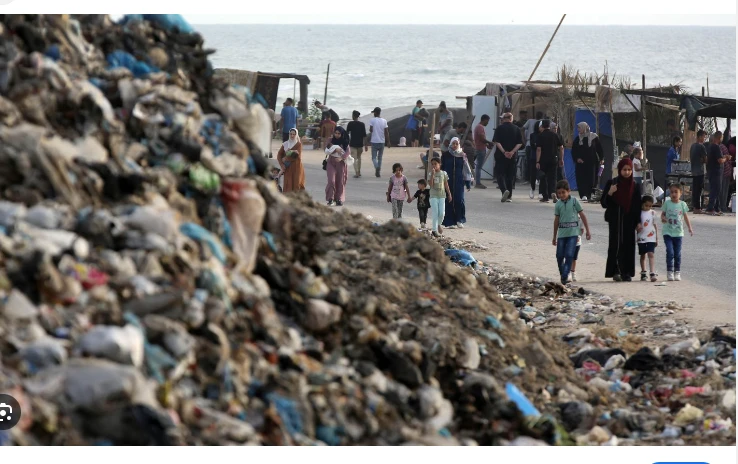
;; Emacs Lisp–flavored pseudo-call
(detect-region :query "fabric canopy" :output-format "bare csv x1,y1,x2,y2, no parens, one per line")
680,95,737,130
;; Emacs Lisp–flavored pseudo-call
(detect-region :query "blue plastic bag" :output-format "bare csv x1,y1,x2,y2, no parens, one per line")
505,382,541,418
444,248,477,267
180,222,227,264
107,51,159,79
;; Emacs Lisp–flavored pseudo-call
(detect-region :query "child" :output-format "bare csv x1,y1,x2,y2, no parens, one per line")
552,180,591,285
463,156,473,192
411,179,430,229
637,194,658,282
661,183,693,281
428,157,452,237
386,163,412,219
570,225,584,282
271,166,282,192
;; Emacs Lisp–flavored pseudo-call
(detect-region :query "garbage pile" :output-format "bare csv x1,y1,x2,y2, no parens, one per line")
0,14,588,446
432,238,736,445
0,14,733,447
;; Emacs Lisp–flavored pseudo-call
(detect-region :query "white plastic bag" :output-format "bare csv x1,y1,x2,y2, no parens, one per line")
653,186,664,199
346,155,355,166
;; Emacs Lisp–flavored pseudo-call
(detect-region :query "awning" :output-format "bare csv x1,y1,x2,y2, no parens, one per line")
680,95,737,130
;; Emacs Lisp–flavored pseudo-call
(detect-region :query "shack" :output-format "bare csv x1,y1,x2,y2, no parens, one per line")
214,68,311,114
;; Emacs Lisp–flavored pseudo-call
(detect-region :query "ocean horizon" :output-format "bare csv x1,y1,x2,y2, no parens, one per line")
198,24,736,120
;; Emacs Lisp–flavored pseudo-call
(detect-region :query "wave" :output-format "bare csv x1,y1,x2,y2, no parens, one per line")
346,73,365,79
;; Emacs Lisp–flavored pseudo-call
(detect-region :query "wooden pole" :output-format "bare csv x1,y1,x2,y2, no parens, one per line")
323,63,330,105
609,88,619,180
528,14,566,82
706,75,719,130
641,74,647,159
425,113,437,180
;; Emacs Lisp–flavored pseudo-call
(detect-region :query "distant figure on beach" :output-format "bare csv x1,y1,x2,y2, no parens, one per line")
369,107,391,177
441,137,468,229
325,127,350,206
601,158,642,282
346,110,368,178
437,101,453,143
319,113,337,150
492,113,524,203
706,131,727,216
473,114,492,189
314,100,339,122
280,98,299,142
572,121,603,202
277,128,305,193
535,120,563,203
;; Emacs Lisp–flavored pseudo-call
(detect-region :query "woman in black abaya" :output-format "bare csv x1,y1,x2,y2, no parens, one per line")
601,158,642,281
572,122,603,202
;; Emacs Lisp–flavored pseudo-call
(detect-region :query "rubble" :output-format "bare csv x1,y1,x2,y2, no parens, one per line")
0,14,734,447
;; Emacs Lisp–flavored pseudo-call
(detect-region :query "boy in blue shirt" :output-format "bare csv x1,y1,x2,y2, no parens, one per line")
280,98,299,142
552,180,591,285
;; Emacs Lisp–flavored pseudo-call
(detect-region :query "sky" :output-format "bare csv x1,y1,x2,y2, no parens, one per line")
183,14,737,26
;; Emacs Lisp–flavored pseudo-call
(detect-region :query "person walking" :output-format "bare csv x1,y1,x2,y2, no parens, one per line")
706,131,727,215
319,113,337,150
276,128,306,193
441,138,467,228
369,107,391,178
325,127,350,206
535,120,563,203
551,180,591,285
571,122,603,202
346,110,368,178
386,163,412,219
524,112,542,197
428,157,452,237
473,115,492,189
689,130,708,213
661,183,694,281
492,113,524,203
601,158,642,282
279,98,299,142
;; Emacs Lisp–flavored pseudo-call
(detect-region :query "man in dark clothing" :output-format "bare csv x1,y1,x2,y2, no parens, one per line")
536,120,563,203
706,131,726,214
690,130,708,213
346,110,368,178
527,119,543,198
492,112,524,202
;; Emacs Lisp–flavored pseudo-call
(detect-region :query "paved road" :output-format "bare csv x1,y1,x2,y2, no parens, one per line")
285,147,736,295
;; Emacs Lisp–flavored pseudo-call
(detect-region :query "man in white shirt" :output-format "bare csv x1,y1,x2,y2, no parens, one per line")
369,107,391,177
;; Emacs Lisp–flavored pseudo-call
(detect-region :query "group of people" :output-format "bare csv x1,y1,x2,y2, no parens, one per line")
689,129,736,216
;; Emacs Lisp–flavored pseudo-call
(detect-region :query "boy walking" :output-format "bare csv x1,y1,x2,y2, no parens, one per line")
552,180,591,285
412,179,431,229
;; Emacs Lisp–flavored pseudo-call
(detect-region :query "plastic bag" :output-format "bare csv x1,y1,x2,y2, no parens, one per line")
346,155,355,166
221,178,266,274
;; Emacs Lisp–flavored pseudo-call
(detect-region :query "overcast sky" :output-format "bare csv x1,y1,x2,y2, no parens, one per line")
184,14,736,26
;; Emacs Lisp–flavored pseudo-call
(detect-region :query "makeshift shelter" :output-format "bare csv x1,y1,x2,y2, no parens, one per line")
214,68,311,113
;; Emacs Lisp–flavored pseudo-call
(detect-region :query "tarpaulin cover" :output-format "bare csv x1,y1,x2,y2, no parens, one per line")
680,95,737,130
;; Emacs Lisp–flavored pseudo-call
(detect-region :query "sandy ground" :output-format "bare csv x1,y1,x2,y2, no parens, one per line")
271,142,737,331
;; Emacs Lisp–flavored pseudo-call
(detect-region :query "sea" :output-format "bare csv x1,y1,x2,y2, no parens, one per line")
197,24,736,120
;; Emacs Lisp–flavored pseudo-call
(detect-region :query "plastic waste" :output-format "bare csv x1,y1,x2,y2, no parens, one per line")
221,178,266,274
444,248,477,267
78,325,145,367
505,382,541,418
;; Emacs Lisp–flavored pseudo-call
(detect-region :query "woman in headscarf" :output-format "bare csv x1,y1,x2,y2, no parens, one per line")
441,137,468,228
325,126,350,206
572,122,603,202
601,158,642,281
277,128,305,192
